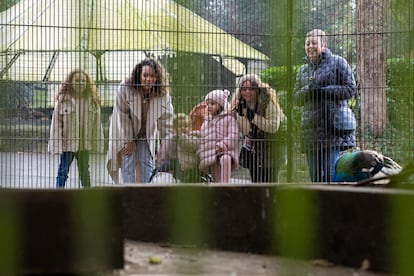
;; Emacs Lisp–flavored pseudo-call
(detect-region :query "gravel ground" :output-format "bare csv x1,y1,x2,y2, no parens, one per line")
108,240,389,276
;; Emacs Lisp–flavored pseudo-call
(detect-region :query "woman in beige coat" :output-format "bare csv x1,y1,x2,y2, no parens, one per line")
107,58,174,183
49,69,104,188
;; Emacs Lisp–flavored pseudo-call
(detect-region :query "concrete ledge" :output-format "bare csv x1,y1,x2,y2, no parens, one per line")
0,188,124,274
121,184,414,273
4,184,414,273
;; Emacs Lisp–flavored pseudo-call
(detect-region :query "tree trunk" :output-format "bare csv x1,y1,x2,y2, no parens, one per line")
356,0,387,140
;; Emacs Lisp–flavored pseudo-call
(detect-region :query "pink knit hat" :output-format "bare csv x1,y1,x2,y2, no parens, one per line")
205,89,230,109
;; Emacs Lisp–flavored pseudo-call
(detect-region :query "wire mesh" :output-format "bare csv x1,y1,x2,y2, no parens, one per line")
0,0,412,188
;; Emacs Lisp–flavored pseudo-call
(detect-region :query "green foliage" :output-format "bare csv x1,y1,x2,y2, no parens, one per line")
0,0,19,12
261,65,301,93
386,58,414,130
260,65,303,130
164,54,209,114
386,58,414,88
385,58,414,163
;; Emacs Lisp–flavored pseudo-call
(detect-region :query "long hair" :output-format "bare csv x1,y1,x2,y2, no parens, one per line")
55,69,100,107
127,57,170,96
230,74,281,118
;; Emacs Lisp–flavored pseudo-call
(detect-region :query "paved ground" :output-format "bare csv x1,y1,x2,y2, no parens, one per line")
0,152,251,188
0,152,113,188
106,240,389,276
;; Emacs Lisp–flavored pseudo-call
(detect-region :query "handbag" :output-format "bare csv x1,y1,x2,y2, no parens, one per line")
331,101,356,133
239,145,252,169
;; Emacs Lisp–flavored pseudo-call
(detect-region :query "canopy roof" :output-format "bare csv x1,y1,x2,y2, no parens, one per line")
0,0,268,57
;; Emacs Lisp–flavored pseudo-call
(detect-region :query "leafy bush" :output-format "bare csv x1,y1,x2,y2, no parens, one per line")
386,58,414,129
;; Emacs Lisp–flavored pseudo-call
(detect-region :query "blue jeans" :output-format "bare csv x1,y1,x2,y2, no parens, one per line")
121,139,154,183
56,151,90,188
306,147,339,183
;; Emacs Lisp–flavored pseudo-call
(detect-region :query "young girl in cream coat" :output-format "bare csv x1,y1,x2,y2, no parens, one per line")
197,89,239,183
49,69,104,188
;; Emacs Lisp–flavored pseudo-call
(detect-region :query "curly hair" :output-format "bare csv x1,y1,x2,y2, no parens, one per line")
55,69,100,107
127,57,170,96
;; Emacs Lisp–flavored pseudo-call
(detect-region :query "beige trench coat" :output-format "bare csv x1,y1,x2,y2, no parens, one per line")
106,81,174,179
48,97,104,154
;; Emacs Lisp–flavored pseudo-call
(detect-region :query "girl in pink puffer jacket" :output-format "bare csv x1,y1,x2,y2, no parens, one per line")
197,89,239,183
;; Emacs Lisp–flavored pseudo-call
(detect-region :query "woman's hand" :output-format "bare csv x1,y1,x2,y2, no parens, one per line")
308,81,321,92
307,81,323,100
236,99,246,116
122,141,136,156
237,99,255,121
245,107,255,121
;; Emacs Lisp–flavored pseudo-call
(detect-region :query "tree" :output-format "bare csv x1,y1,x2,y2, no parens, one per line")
356,0,388,139
0,0,19,12
389,0,414,57
176,0,272,57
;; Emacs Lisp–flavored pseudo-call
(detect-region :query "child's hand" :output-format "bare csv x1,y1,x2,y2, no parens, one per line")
191,130,201,137
215,145,224,155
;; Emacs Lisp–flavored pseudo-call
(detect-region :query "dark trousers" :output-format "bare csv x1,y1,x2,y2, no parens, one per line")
242,150,280,183
240,136,286,183
249,166,280,183
56,151,90,188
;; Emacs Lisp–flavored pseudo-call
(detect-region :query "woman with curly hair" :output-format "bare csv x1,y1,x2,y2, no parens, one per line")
107,57,174,183
231,74,287,183
49,69,104,188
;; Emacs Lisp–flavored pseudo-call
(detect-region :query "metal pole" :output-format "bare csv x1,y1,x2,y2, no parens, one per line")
286,0,294,182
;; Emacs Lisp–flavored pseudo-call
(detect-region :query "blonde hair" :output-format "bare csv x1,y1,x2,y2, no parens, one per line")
306,29,327,48
173,113,192,130
56,69,100,106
